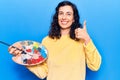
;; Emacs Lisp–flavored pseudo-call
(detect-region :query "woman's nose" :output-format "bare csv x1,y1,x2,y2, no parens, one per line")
62,14,67,19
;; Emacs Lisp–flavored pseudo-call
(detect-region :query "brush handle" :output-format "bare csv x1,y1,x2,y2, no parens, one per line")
0,41,26,54
0,41,11,46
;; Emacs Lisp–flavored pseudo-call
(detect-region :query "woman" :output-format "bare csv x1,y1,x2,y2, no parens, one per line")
9,1,101,80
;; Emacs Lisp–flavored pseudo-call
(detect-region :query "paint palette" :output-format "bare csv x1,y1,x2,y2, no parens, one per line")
12,40,48,66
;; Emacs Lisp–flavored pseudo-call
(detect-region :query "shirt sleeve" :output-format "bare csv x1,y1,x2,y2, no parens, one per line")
83,40,102,71
26,59,48,79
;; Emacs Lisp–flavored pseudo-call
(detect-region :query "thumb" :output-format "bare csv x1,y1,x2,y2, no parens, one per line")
83,20,87,30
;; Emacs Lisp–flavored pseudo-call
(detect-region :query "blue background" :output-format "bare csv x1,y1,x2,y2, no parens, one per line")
0,0,120,80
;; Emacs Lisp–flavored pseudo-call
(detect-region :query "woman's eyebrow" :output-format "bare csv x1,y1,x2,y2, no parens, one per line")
58,11,73,13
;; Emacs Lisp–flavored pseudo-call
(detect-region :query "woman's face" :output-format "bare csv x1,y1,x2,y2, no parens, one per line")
58,5,74,30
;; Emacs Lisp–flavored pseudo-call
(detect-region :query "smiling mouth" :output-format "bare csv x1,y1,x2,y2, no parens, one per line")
61,21,68,25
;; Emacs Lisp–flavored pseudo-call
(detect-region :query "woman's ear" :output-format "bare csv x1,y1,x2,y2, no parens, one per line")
72,19,75,23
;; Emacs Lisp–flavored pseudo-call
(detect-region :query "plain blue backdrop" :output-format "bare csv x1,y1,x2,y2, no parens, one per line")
0,0,120,80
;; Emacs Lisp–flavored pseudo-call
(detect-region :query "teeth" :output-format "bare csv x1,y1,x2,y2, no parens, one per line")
61,21,67,24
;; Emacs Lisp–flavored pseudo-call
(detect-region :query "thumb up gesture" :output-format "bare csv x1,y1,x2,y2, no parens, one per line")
75,20,91,45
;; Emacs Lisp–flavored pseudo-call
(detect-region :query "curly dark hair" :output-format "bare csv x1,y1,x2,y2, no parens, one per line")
49,1,82,41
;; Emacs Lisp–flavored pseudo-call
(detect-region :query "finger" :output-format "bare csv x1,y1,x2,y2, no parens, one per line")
13,42,23,49
75,28,81,32
75,29,79,36
8,46,13,52
9,48,22,56
14,50,22,56
9,47,17,54
75,28,82,37
83,20,87,30
75,28,78,34
8,45,23,56
75,34,82,39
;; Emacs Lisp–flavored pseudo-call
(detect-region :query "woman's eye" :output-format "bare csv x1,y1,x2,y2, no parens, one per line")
58,12,63,15
67,12,72,16
67,13,71,16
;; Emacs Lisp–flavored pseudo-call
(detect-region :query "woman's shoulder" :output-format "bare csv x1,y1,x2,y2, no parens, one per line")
42,36,49,42
42,36,54,43
42,36,51,41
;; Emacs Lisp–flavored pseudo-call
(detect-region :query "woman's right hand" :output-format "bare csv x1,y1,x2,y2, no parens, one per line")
8,42,23,56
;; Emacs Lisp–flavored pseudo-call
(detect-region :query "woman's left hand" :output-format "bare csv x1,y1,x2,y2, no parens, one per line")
75,20,91,45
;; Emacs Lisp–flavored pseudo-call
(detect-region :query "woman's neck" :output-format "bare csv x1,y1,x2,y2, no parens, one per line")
60,28,70,36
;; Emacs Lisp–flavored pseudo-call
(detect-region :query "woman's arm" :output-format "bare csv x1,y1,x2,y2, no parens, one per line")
84,40,101,71
26,61,48,79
